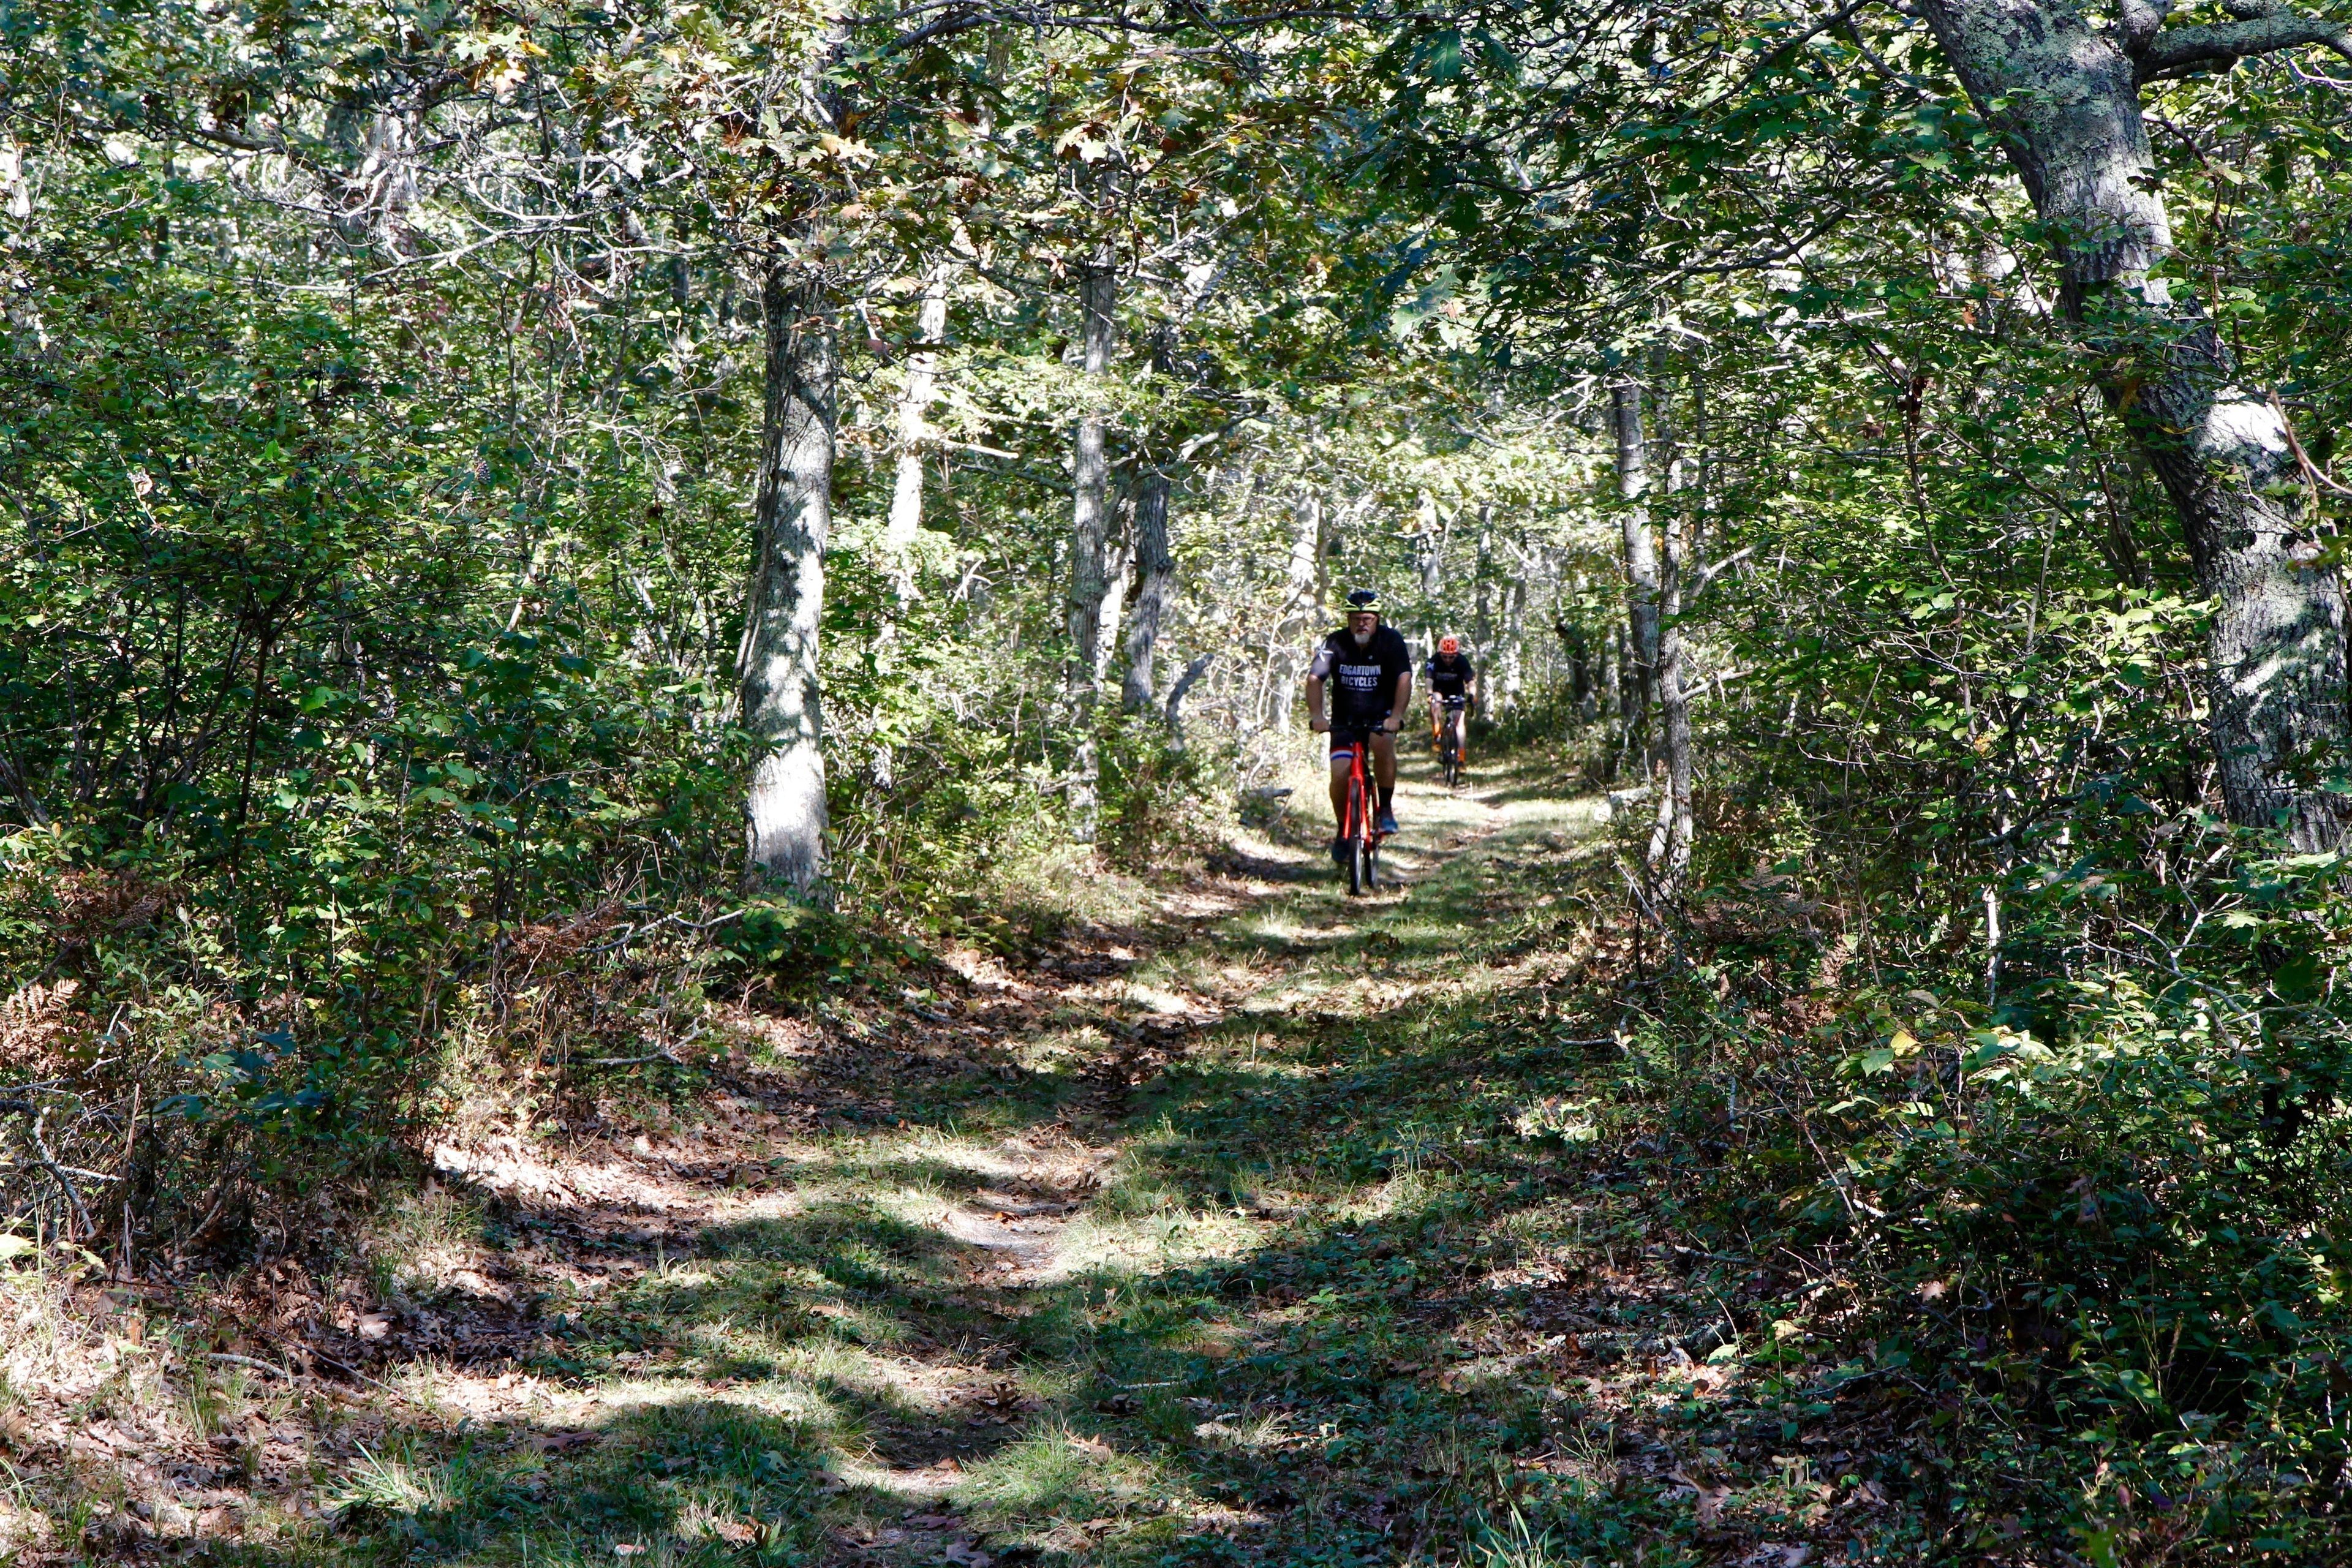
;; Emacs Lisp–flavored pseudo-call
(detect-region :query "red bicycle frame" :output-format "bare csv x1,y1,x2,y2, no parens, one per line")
1336,720,1386,894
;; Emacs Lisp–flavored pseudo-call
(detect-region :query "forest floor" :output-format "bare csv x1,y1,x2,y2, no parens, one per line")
9,749,1910,1567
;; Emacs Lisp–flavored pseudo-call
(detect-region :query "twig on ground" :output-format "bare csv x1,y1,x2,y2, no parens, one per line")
20,1107,96,1238
1,1161,119,1183
208,1352,296,1381
293,1344,415,1401
582,908,744,956
583,1023,707,1068
226,1327,428,1409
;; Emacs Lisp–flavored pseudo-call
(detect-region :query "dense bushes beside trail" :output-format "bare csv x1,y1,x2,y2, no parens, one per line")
0,138,1240,1263
1570,566,2352,1556
0,672,1197,1266
1615,925,2352,1558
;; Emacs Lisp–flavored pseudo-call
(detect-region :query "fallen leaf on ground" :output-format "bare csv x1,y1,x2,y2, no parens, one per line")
1668,1468,1734,1524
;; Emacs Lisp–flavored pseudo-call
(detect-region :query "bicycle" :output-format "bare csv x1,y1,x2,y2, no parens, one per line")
1434,696,1468,788
1334,718,1390,897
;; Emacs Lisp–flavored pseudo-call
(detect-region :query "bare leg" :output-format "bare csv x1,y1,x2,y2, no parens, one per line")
1327,752,1351,829
1372,731,1397,792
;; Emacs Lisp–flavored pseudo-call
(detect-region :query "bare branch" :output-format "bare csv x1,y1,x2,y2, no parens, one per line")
2136,11,2352,84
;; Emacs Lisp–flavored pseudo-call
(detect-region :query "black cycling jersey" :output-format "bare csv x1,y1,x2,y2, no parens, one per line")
1425,653,1476,700
1309,625,1412,727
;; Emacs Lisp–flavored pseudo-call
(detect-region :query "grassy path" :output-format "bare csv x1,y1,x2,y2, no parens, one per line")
38,753,1885,1567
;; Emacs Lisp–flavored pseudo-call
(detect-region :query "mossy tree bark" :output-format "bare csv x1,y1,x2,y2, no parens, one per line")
1917,0,2352,848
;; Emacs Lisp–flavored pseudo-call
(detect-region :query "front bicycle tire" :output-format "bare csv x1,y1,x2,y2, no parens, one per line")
1343,755,1370,895
1349,836,1371,895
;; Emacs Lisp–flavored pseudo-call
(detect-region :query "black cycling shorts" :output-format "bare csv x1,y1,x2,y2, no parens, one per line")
1329,722,1392,760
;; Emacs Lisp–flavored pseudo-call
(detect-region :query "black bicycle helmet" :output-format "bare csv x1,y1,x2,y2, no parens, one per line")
1345,587,1381,611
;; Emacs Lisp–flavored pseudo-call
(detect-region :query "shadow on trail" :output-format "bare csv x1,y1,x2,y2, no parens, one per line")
281,774,1740,1567
291,1009,1678,1565
306,1399,835,1568
1472,776,1606,808
973,979,1728,1566
1206,845,1330,884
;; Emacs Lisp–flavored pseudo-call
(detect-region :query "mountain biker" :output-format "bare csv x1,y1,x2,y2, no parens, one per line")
1425,635,1477,760
1306,587,1413,861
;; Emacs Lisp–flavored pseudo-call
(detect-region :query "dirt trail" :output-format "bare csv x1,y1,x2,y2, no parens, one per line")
431,763,1583,1512
28,751,1686,1568
900,778,1526,1291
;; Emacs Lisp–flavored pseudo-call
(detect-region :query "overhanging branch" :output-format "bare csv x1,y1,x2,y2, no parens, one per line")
2136,11,2352,84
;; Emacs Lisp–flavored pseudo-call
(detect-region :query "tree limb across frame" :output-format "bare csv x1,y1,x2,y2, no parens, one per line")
2132,5,2352,85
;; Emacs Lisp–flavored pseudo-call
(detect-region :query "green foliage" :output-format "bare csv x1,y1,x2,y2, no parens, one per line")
1097,714,1226,869
11,0,2352,1555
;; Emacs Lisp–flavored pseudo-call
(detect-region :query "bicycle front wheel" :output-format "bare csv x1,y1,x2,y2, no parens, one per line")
1349,836,1371,895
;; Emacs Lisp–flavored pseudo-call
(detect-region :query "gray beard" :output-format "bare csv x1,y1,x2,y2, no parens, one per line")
1349,628,1374,649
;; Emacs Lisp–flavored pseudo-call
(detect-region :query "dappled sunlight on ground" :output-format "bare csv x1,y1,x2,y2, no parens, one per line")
10,743,1893,1565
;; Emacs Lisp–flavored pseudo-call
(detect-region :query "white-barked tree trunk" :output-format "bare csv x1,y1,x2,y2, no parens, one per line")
740,264,839,893
1064,252,1116,842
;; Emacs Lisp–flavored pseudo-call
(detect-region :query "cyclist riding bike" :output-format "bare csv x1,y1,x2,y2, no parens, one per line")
1425,636,1477,762
1306,588,1413,863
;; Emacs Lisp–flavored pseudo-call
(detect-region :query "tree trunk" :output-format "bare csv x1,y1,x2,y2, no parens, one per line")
1916,0,2348,850
869,262,951,793
1472,503,1494,657
1123,462,1176,711
1563,571,1599,723
1414,497,1449,650
883,262,952,594
1267,488,1325,732
1499,574,1526,719
1648,394,1694,901
740,264,837,893
1613,620,1636,776
1124,318,1191,714
1166,652,1214,747
1095,512,1134,687
1614,379,1660,761
1562,612,1595,721
1064,252,1116,842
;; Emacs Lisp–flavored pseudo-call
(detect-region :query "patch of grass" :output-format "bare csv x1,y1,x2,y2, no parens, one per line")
1469,1505,1587,1568
311,1401,834,1567
955,1419,1170,1548
326,1438,511,1526
363,1185,491,1304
